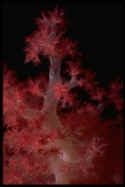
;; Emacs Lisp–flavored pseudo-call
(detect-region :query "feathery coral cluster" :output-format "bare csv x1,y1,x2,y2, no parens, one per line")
3,6,123,184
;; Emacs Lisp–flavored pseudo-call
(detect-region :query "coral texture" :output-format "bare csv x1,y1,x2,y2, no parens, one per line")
3,6,123,184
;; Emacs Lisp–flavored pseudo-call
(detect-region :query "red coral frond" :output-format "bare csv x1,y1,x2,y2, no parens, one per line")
24,7,66,64
53,83,69,100
58,38,78,60
89,137,107,156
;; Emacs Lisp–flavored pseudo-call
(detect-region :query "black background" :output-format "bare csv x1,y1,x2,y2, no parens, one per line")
1,1,124,86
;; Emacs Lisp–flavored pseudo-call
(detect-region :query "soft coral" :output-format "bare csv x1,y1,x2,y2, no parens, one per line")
3,6,123,185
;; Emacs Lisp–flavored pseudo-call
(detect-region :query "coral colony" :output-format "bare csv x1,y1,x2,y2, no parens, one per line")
3,6,123,184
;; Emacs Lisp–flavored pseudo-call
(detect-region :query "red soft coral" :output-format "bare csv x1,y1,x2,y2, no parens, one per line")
3,6,123,185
